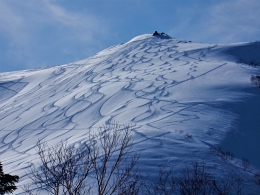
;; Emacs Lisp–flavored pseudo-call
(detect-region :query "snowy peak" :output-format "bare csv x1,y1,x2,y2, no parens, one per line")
0,34,260,193
127,32,172,43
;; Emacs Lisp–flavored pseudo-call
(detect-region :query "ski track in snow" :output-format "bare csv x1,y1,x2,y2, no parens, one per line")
0,34,260,193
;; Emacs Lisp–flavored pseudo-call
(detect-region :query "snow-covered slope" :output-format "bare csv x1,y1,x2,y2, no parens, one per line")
1,34,260,193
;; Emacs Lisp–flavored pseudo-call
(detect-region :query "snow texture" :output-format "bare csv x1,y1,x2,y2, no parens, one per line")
0,34,260,193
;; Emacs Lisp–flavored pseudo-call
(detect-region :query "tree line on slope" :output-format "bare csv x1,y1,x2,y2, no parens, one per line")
1,124,259,194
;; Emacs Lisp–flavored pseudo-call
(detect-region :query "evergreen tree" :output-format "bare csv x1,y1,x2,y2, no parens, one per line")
0,161,19,195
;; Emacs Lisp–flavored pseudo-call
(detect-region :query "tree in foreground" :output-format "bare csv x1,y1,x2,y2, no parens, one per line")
25,123,250,195
25,141,92,195
146,162,244,195
25,123,141,195
0,161,19,195
89,123,141,195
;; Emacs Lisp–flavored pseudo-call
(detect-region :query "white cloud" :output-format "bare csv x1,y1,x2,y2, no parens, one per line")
0,0,109,71
0,0,108,43
168,0,260,44
0,1,29,44
42,1,108,42
207,0,260,42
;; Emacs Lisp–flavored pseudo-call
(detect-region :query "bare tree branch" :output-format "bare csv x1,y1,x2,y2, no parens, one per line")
27,140,92,195
25,123,141,195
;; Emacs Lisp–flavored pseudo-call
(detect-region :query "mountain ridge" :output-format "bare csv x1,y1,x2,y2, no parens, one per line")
0,34,260,193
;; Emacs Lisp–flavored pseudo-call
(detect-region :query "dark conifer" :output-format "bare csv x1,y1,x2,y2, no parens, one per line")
0,161,19,195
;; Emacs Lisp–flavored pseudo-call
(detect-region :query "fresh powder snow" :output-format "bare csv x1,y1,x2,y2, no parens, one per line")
0,34,260,193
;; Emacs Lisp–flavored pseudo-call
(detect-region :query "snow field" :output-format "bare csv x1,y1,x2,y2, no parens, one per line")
0,34,260,193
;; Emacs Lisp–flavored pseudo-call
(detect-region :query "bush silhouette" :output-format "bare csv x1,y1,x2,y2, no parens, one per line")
251,75,260,87
0,161,19,195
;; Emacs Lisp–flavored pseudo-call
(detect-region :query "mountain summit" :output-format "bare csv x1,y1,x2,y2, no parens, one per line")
0,34,260,193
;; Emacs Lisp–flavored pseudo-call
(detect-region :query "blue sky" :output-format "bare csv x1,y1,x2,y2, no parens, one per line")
0,0,260,73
